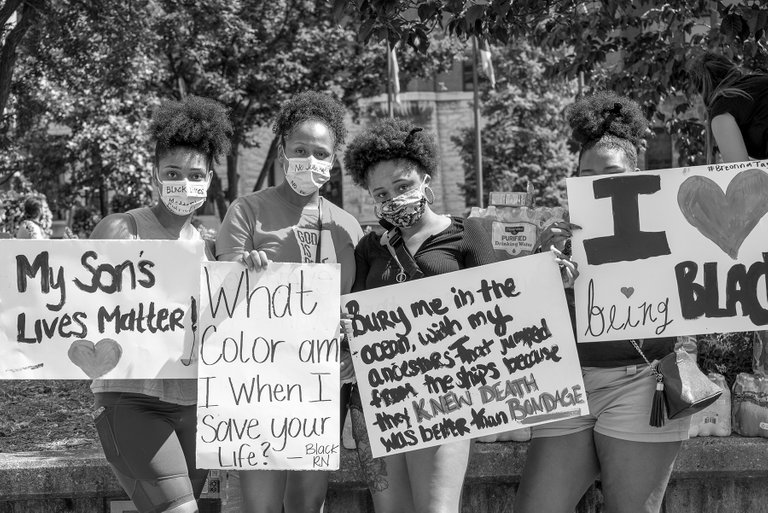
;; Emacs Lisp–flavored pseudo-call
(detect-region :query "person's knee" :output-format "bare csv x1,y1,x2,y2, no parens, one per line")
161,499,199,513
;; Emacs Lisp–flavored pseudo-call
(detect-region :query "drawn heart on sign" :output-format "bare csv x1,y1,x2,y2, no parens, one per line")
677,169,768,259
620,287,634,298
67,338,122,379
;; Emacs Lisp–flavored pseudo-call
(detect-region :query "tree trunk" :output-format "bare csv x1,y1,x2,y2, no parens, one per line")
226,145,239,203
99,175,109,218
208,172,228,222
0,0,43,127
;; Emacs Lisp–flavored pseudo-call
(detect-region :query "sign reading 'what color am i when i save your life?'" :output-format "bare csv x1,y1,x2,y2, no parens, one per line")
567,160,768,342
196,262,341,471
0,240,204,379
342,253,586,458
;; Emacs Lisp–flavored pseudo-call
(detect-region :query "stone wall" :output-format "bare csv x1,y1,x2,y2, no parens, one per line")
2,437,767,513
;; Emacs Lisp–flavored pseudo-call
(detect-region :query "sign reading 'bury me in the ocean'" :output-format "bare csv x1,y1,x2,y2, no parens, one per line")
567,160,768,342
342,253,585,458
0,239,204,379
196,262,341,471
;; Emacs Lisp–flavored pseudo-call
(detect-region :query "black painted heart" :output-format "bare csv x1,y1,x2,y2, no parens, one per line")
68,338,122,379
677,169,768,259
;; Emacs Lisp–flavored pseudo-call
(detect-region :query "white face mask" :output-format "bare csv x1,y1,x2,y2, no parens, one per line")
281,146,333,196
158,177,209,216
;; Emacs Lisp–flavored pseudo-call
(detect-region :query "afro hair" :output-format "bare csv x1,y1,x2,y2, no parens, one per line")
344,118,438,188
150,95,233,166
273,91,347,150
565,92,649,170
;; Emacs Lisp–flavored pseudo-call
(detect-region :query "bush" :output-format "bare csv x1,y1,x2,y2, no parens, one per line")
697,332,753,389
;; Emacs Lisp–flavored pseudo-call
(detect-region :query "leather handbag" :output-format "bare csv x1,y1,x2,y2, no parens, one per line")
630,341,723,427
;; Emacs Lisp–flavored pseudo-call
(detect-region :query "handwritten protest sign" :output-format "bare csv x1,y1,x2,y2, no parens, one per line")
0,240,204,379
567,160,768,342
342,253,585,458
196,262,341,470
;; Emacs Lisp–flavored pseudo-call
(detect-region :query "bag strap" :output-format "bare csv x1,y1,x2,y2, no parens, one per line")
381,228,424,283
630,338,666,427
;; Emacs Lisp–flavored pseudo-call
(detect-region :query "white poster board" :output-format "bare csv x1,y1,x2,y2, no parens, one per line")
567,160,768,342
0,240,204,379
196,262,341,470
342,253,586,458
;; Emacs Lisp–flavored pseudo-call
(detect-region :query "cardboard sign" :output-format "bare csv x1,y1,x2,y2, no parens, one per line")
196,262,341,470
0,239,204,379
567,160,768,342
341,253,586,458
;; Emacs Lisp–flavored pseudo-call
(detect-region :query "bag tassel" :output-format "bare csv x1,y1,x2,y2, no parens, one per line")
650,374,666,427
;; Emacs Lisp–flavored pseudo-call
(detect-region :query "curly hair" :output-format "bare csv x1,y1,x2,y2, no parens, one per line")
150,95,233,166
344,118,438,188
565,91,649,170
273,91,347,150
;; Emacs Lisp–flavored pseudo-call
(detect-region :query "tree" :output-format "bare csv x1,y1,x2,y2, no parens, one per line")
11,0,158,217
0,0,43,134
155,0,459,208
454,42,576,208
336,1,768,165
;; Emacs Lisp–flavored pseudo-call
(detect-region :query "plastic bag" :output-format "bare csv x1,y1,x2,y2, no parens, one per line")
731,372,768,437
688,373,731,437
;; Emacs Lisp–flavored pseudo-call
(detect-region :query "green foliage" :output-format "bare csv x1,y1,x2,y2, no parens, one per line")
453,42,577,208
697,332,754,389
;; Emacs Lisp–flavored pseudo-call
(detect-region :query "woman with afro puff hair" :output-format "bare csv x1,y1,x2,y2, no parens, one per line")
343,118,497,513
216,91,363,513
514,92,691,513
89,95,233,513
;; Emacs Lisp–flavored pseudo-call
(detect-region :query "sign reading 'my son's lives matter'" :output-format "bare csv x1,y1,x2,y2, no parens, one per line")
342,253,586,458
196,262,341,471
0,240,204,379
567,160,768,342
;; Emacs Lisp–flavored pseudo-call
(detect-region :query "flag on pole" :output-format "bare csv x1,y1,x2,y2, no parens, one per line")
479,39,496,88
389,43,401,104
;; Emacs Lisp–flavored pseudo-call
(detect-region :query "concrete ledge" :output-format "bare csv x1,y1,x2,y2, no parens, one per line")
2,437,767,501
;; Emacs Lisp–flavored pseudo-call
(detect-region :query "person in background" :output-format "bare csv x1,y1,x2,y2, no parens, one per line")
688,51,768,163
514,92,690,513
342,118,497,513
216,91,362,513
89,95,233,513
15,197,48,239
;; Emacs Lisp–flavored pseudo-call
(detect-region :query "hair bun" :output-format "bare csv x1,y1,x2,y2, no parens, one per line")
566,91,648,148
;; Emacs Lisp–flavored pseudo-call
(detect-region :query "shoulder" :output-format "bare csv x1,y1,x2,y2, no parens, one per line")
325,202,364,236
356,230,384,252
89,213,137,240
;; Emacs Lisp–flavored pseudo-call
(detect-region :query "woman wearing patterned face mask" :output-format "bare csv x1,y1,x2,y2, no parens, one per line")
216,91,363,513
343,118,497,513
89,95,232,513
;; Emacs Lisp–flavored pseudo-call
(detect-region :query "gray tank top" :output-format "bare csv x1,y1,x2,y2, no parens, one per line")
91,207,201,405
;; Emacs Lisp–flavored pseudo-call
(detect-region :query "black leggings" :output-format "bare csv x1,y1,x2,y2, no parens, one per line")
94,393,208,513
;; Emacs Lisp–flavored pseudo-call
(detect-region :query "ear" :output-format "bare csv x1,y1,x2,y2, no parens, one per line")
423,174,432,187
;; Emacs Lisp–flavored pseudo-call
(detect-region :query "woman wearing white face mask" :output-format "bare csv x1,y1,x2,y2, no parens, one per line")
89,95,232,513
216,91,363,513
343,118,497,513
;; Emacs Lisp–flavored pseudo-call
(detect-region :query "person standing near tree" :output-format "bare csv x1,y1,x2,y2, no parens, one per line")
15,197,48,239
688,51,768,163
514,92,690,513
89,95,233,513
215,91,362,513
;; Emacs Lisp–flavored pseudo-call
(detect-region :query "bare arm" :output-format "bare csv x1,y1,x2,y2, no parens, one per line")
711,113,750,163
89,214,136,240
